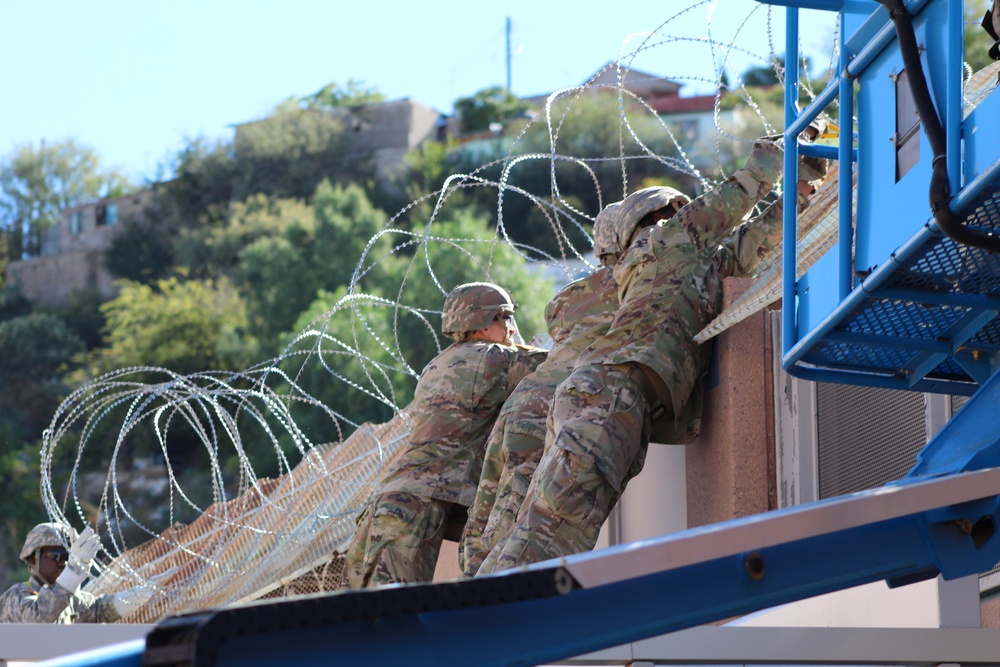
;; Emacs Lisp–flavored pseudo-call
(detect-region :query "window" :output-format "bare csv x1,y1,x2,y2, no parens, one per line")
679,119,699,142
96,203,118,226
70,211,83,234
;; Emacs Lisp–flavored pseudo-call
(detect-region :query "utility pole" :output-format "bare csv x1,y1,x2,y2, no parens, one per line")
505,16,512,93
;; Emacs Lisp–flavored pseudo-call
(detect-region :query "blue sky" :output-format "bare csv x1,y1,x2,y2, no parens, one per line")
0,1,837,184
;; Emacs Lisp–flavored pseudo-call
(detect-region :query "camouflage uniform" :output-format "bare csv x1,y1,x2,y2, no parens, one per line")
341,339,546,588
0,523,120,623
479,141,786,572
0,575,120,624
459,266,619,576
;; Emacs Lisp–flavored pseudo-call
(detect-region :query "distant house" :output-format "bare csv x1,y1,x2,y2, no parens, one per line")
232,97,447,191
343,98,447,185
519,63,774,171
5,189,157,307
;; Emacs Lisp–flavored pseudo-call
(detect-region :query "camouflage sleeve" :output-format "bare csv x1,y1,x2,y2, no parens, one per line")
0,582,72,623
71,590,122,624
715,195,784,278
505,345,548,390
460,417,508,571
672,141,783,253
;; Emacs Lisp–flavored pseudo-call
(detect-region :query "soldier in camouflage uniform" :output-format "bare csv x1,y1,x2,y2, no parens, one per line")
0,522,153,623
340,282,547,589
478,137,826,572
460,200,690,577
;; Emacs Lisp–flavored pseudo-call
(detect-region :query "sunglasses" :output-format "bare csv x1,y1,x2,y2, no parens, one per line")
41,549,69,563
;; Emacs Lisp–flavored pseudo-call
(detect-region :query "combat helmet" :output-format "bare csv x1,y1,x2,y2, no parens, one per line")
595,187,691,262
20,522,75,562
591,201,623,267
441,282,516,336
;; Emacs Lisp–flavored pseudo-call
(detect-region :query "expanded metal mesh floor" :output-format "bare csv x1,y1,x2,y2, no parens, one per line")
799,185,1000,393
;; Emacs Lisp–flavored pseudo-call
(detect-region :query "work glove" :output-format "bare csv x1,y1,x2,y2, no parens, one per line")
799,155,828,185
111,585,155,619
54,526,101,593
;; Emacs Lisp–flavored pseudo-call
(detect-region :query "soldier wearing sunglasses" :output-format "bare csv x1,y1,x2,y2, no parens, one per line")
0,522,153,623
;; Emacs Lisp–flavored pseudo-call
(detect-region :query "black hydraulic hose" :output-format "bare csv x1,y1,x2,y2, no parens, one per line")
876,0,1000,252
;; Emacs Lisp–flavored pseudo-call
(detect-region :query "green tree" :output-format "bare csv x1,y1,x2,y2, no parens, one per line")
162,137,236,225
0,140,131,263
231,106,351,202
58,287,108,350
299,79,385,110
0,313,84,489
0,313,85,381
176,183,394,350
454,86,532,134
0,286,31,321
0,436,44,589
103,202,178,284
81,277,259,378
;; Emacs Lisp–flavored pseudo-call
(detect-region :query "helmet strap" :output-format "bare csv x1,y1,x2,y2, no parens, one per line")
27,548,42,580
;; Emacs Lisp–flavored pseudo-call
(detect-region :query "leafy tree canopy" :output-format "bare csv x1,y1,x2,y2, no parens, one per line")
297,79,385,111
231,106,351,202
174,182,394,349
454,86,532,134
0,313,84,380
81,277,259,378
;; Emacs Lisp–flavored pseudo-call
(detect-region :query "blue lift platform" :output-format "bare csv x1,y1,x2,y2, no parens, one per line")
43,1,1000,665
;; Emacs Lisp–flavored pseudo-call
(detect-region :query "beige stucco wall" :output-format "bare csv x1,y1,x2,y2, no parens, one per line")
687,277,776,527
6,249,117,308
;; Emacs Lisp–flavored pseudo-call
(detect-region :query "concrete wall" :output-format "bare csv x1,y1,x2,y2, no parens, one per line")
6,249,116,308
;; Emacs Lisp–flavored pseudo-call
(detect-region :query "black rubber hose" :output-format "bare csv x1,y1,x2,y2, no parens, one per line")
876,0,1000,252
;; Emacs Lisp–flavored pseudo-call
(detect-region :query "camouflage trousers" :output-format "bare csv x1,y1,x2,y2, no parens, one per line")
476,364,651,574
460,376,553,577
340,491,449,589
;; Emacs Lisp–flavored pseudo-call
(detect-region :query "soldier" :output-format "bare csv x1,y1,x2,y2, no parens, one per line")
0,522,154,623
478,135,826,573
460,199,687,577
340,282,547,588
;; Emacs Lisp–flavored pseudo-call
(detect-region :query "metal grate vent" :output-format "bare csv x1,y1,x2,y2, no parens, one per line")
817,383,926,498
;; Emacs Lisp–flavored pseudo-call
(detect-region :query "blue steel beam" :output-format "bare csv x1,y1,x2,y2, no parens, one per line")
909,366,1000,477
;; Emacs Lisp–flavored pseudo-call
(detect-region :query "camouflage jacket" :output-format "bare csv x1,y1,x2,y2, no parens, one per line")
0,574,120,624
485,267,619,460
531,265,619,389
378,340,547,506
584,142,784,442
